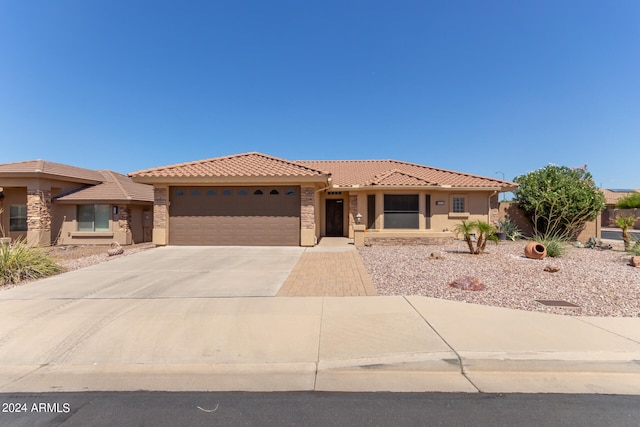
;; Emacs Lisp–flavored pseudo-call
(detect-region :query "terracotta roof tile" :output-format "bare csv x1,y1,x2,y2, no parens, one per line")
298,159,517,189
0,160,104,183
369,170,434,186
602,189,639,205
130,152,327,179
54,171,153,203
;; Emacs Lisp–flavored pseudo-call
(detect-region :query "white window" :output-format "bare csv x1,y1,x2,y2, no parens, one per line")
78,205,110,232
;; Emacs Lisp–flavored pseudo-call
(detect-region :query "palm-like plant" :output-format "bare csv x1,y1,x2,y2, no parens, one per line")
615,214,636,251
454,220,498,255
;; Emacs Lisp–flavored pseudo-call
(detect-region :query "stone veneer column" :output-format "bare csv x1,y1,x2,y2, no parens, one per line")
27,188,52,246
489,193,499,226
348,194,358,238
300,186,316,246
153,187,168,245
117,205,132,244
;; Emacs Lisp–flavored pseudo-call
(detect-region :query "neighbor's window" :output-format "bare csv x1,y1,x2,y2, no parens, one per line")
452,197,465,213
78,205,110,232
384,195,419,229
9,205,27,232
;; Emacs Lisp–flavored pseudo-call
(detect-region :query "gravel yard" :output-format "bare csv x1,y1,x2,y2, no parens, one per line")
46,243,156,271
359,241,640,317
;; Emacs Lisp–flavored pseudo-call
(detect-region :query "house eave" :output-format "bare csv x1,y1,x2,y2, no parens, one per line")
131,175,329,185
334,185,515,192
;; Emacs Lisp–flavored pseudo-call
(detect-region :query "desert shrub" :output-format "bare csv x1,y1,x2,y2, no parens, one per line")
630,236,640,256
454,220,498,255
615,214,636,251
616,193,640,209
0,239,64,285
532,234,567,258
496,218,522,241
514,165,605,239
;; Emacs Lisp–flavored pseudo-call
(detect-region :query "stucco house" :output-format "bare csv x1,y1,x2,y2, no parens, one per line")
0,160,154,246
130,152,517,246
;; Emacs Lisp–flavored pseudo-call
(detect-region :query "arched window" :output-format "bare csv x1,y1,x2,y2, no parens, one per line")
270,189,279,195
254,189,264,195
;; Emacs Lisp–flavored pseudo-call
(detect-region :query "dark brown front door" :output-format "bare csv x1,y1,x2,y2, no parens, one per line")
326,199,344,237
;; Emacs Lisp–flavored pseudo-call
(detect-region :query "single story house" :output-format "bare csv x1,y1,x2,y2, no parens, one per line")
130,152,517,246
0,160,154,246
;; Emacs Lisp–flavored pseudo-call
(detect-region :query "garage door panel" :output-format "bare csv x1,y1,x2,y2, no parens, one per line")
169,186,301,246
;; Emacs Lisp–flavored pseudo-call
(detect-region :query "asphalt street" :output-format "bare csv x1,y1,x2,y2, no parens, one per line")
1,392,640,427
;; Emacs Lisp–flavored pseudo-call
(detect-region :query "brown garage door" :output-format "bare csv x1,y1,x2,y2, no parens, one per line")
169,186,301,246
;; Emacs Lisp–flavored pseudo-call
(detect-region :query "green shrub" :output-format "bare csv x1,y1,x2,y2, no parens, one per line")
616,193,640,209
514,165,605,239
630,236,640,256
0,239,64,286
454,220,498,255
533,235,567,258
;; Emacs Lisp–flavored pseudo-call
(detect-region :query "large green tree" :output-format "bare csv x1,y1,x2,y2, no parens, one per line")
513,164,605,239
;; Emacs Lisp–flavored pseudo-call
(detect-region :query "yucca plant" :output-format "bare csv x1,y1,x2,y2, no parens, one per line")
532,233,567,257
0,238,64,285
454,220,498,255
615,214,636,252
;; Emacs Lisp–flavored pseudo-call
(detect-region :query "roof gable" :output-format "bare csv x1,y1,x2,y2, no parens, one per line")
54,171,153,203
130,152,327,180
298,159,516,189
369,169,434,186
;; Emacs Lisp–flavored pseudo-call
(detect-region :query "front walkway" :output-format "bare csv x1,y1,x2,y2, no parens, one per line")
277,239,377,297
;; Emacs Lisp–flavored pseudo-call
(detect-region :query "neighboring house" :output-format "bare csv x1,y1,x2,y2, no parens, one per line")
130,152,517,246
601,188,640,228
0,160,154,246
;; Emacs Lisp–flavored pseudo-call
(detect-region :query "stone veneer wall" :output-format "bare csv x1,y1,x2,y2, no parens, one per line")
117,205,131,232
364,236,454,246
154,187,168,229
489,194,499,226
349,194,358,227
27,189,51,232
300,186,315,230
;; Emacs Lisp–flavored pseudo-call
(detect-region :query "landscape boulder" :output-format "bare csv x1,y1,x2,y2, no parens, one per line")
544,264,560,273
448,276,485,291
631,256,640,268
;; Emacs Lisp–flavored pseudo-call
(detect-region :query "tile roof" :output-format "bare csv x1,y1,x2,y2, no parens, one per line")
130,152,327,179
0,159,104,183
54,171,153,203
602,189,639,205
298,159,517,189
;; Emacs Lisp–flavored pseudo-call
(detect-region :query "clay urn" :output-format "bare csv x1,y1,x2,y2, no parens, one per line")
525,242,547,260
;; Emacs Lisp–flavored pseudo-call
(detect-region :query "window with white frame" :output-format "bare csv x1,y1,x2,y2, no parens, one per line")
77,204,110,232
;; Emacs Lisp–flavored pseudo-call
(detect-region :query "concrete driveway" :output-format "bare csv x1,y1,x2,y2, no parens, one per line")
0,246,304,300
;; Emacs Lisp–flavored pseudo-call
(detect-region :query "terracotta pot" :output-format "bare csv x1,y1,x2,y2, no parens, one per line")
524,242,546,260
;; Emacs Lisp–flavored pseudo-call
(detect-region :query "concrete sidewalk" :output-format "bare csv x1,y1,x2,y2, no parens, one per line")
1,295,639,394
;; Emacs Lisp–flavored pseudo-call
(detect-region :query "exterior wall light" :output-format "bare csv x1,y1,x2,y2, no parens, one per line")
356,213,362,224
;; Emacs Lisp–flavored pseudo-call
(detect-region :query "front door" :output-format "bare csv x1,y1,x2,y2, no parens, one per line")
326,199,344,237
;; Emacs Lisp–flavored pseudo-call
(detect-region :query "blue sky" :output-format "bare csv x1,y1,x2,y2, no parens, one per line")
1,1,638,188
